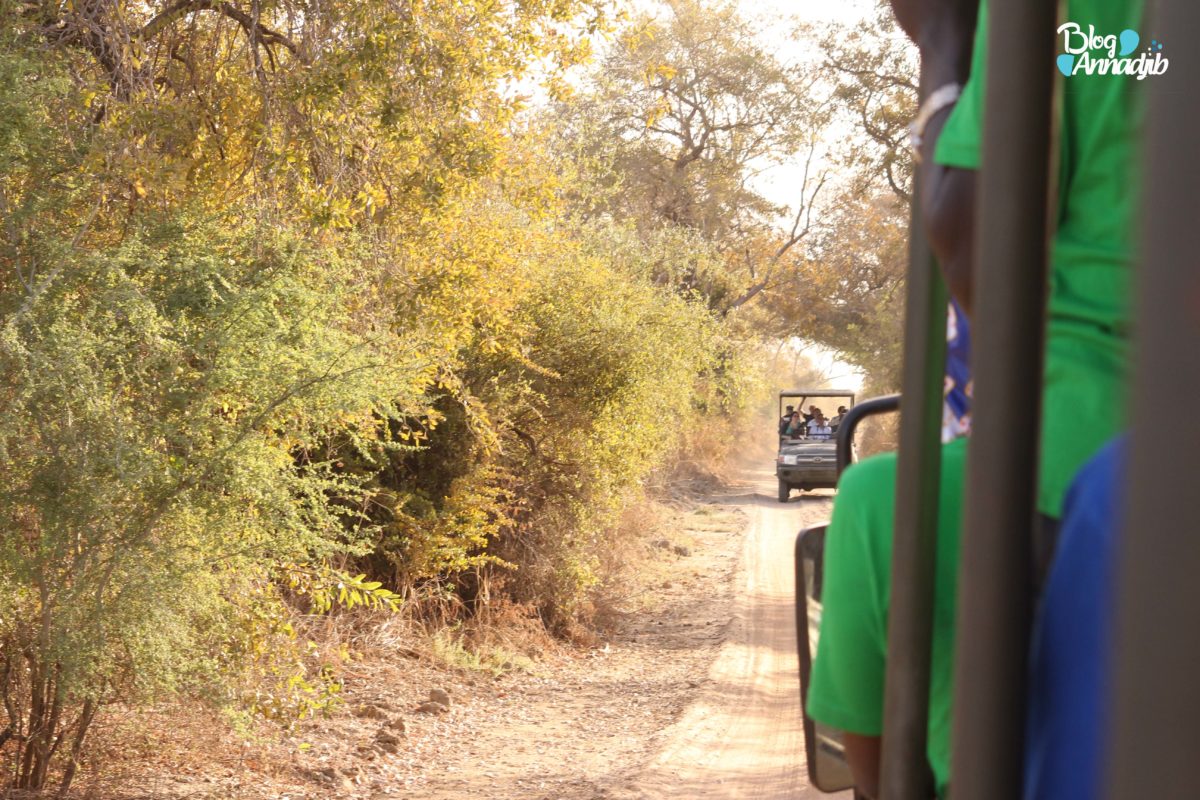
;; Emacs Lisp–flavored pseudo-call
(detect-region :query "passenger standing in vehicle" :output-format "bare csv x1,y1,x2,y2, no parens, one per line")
806,0,1142,796
830,406,849,431
780,405,796,436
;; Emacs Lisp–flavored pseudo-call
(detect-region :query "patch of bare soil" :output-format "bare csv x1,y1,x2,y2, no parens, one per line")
407,499,748,800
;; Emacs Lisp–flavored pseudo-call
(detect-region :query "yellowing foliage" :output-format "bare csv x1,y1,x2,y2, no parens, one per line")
0,0,758,791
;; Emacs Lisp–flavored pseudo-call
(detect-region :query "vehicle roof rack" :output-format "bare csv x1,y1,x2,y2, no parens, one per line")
778,389,857,398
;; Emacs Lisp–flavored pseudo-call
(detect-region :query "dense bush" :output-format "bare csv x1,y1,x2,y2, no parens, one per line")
478,224,726,626
0,1,752,787
0,216,414,788
335,211,738,629
0,0,897,789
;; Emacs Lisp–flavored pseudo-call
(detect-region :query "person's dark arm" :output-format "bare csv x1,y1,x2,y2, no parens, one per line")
828,11,977,800
925,146,977,314
892,1,981,314
922,117,977,312
845,733,883,799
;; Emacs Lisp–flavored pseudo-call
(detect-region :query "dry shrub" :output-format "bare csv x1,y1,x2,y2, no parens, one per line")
451,593,563,666
586,498,677,634
856,412,901,459
654,411,761,492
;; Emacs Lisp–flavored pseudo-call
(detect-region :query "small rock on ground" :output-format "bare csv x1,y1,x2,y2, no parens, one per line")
374,730,403,754
354,704,388,720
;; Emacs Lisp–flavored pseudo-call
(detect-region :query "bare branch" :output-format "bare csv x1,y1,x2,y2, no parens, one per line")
140,0,299,55
825,58,918,93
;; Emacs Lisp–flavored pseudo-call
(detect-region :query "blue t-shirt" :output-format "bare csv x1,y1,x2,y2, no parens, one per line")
943,299,972,441
1024,437,1126,800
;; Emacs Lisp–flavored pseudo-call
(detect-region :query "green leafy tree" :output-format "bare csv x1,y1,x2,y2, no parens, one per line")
763,191,909,392
0,216,414,791
0,0,620,789
0,0,793,790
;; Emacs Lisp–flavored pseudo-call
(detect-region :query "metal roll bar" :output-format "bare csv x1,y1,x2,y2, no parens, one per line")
1108,2,1200,797
835,394,901,476
949,1,1057,798
877,78,949,800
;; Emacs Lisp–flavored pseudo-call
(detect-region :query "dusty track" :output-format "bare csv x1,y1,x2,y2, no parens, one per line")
413,465,851,800
78,465,852,799
611,470,847,800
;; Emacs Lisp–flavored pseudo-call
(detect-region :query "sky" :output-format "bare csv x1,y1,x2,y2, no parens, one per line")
744,0,876,29
733,0,885,208
806,344,866,392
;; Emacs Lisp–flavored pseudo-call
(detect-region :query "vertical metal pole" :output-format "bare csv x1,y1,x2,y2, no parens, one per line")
878,78,947,800
949,1,1056,798
1108,2,1200,797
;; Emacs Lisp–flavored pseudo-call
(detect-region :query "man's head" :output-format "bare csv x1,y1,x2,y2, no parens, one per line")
838,405,848,415
808,405,817,414
785,405,794,414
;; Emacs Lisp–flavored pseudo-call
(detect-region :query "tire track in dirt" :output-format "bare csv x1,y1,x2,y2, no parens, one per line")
409,466,851,800
610,469,847,800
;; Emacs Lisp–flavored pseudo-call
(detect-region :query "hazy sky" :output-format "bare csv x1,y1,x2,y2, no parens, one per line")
748,0,876,27
729,0,883,213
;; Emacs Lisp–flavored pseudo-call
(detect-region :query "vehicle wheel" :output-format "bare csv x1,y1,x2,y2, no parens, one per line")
778,480,790,503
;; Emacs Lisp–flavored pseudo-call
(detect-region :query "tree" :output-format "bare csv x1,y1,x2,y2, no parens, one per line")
753,7,917,391
556,0,835,313
0,0,621,790
819,5,918,203
0,216,410,791
763,190,909,392
0,0,932,790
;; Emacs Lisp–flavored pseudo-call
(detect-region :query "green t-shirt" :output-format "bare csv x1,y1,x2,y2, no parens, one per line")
806,437,969,798
935,0,1141,517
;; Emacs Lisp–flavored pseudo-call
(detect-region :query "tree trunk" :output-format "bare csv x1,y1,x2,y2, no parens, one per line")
58,698,98,798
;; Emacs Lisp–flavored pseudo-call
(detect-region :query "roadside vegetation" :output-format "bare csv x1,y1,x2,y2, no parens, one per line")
0,0,915,792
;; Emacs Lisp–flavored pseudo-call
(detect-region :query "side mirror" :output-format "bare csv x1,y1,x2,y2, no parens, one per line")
795,525,856,793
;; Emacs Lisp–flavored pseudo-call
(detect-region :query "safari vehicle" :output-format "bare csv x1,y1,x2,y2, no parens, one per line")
776,390,855,502
792,3,1197,799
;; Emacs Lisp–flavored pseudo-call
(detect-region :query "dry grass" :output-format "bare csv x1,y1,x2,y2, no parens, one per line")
652,412,753,493
588,491,745,636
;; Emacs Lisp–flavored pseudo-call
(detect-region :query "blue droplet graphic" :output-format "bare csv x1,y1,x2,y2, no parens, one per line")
1119,29,1140,56
1057,54,1076,77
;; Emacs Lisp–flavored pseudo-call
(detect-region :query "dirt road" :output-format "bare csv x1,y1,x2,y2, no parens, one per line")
408,466,851,800
78,466,855,800
612,472,846,800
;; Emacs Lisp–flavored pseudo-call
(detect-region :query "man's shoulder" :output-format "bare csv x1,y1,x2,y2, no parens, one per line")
841,450,900,489
835,439,969,514
832,452,901,533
